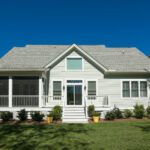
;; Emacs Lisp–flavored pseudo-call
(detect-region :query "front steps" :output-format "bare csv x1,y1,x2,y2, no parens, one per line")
63,106,88,123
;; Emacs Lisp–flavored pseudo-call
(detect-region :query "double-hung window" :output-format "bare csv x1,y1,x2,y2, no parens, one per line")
122,81,130,97
53,81,62,100
140,81,147,97
131,81,139,97
67,58,83,70
122,80,148,98
88,81,96,100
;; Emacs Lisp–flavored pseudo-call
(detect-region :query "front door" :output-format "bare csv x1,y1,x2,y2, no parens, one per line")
66,80,83,105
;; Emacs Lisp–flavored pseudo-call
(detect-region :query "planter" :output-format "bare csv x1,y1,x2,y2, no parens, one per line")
93,116,100,123
47,117,53,124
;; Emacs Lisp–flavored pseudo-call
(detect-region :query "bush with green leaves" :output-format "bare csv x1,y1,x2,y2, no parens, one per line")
17,109,27,121
113,107,123,119
124,109,133,118
88,105,95,117
105,111,115,120
1,111,13,121
31,112,44,122
133,104,145,119
146,106,150,118
53,105,62,120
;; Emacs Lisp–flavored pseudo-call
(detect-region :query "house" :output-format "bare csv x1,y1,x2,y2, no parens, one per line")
0,44,150,123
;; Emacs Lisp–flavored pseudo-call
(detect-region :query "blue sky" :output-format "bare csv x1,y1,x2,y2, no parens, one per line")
0,0,150,57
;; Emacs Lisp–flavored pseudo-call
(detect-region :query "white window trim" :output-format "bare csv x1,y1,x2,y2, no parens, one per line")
86,79,98,97
51,79,63,100
65,56,84,71
121,79,149,99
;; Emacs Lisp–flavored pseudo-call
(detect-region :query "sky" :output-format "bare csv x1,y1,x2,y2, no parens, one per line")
0,0,150,57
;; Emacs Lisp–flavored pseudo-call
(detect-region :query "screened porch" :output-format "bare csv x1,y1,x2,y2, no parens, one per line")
0,76,40,107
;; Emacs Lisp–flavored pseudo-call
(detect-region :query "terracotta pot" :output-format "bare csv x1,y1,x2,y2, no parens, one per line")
47,117,53,124
93,116,100,123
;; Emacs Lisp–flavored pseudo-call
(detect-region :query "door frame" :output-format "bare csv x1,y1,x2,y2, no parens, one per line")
65,78,84,107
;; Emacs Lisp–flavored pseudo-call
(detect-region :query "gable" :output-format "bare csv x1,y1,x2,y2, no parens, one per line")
45,44,108,73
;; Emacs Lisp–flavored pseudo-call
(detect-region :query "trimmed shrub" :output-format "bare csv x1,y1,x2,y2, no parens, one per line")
1,111,13,121
53,105,62,120
146,106,150,118
133,104,145,119
105,111,115,120
88,105,95,117
17,109,27,121
124,109,133,118
31,112,44,122
113,107,123,119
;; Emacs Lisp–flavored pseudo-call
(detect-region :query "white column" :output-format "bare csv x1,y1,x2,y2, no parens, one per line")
39,77,43,107
9,76,12,107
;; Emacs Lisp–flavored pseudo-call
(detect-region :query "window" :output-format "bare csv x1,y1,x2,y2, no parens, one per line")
140,81,147,97
131,81,139,97
122,80,148,98
122,81,130,97
67,58,82,70
88,81,96,96
53,81,62,97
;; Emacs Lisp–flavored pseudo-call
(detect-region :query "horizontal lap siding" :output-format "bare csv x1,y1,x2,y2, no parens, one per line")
100,79,149,109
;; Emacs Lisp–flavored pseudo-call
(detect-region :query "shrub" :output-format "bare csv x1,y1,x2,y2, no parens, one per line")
105,111,115,120
146,106,150,118
133,104,145,119
17,109,27,121
124,109,133,118
113,107,123,119
1,111,13,121
88,105,95,117
31,112,44,122
92,111,101,117
53,105,62,120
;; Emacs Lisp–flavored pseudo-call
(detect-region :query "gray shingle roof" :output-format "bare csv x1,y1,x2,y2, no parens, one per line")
0,44,150,73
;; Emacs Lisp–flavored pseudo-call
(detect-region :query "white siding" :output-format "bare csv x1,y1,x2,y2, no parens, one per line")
47,51,150,109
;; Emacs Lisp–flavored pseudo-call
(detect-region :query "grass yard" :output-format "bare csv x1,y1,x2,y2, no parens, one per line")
0,120,150,150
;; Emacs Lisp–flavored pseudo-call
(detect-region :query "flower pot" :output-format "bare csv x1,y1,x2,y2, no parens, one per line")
47,117,53,124
93,116,100,123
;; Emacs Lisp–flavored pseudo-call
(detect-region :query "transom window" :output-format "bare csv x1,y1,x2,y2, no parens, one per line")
122,80,148,98
67,58,82,70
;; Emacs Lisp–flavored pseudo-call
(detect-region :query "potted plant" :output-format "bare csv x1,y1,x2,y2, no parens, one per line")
47,112,53,124
92,111,101,123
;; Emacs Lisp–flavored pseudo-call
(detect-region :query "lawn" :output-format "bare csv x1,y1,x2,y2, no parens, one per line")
0,120,150,150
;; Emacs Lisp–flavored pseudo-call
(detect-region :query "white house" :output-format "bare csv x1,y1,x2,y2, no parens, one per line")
0,44,150,123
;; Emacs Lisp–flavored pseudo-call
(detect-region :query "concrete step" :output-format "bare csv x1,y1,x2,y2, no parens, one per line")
63,115,86,119
63,118,88,123
64,113,85,116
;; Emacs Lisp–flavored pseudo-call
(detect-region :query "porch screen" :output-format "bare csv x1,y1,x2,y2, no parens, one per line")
88,81,96,96
53,81,62,96
131,81,139,97
140,81,147,97
122,81,130,97
0,77,8,95
13,77,39,95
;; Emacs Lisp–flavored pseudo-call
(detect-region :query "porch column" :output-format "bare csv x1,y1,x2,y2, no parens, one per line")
9,76,12,107
39,77,43,107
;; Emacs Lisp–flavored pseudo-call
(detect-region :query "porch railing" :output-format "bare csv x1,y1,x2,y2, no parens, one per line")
42,95,63,107
12,95,39,107
86,95,109,106
0,95,9,107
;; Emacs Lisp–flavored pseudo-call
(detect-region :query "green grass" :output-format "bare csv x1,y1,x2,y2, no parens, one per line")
0,120,150,150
